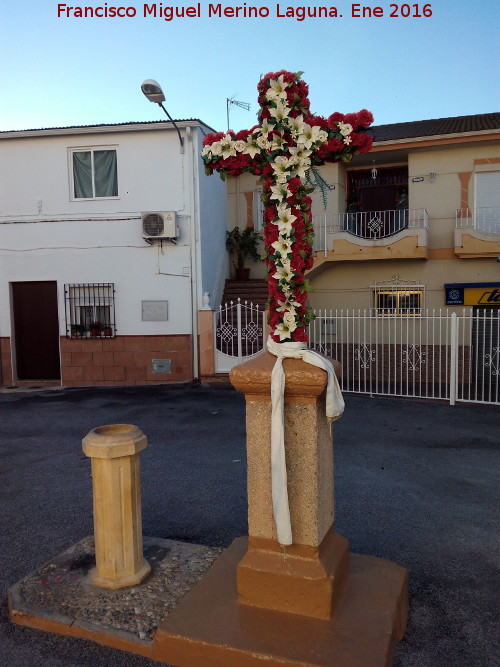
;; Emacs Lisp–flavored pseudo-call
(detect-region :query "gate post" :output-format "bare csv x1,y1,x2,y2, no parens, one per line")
236,299,243,363
450,312,458,405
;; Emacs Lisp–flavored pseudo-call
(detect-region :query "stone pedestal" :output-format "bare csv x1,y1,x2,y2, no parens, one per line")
232,351,347,619
82,424,151,589
153,351,408,666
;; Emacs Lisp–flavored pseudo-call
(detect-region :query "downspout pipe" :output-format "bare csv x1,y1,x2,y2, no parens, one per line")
185,125,199,380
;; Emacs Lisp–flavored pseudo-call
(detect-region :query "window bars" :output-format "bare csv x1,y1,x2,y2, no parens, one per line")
65,283,116,338
371,277,425,316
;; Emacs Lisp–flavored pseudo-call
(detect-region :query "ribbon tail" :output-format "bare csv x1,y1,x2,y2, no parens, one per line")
270,357,293,546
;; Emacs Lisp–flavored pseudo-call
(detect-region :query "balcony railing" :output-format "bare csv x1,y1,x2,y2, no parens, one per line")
313,208,428,254
456,207,500,235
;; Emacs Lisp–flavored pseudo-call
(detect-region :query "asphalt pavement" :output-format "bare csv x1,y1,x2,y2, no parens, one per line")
0,383,498,666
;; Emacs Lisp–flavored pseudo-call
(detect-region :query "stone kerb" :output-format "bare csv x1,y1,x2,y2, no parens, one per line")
82,424,151,590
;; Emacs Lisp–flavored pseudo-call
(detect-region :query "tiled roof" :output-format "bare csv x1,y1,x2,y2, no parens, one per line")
370,112,500,142
0,119,212,134
2,113,499,140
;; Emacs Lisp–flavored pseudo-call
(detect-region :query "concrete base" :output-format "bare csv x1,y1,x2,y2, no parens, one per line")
153,537,408,667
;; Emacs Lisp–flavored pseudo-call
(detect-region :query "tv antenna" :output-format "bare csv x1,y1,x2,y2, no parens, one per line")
227,96,251,131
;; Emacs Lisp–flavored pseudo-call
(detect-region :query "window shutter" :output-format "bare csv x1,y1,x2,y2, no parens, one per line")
476,171,500,209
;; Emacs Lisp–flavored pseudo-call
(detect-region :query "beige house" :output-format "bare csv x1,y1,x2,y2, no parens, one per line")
227,112,500,314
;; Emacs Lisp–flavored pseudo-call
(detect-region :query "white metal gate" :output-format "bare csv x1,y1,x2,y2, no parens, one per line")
214,299,265,373
308,308,499,405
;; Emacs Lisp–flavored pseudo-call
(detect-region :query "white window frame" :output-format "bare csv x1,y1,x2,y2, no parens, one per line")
69,146,119,201
473,170,500,234
252,188,264,232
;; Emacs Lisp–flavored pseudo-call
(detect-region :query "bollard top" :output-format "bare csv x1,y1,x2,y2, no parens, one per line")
82,424,147,459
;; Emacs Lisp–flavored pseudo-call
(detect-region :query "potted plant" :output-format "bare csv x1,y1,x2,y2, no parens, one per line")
70,324,85,338
226,226,262,280
89,321,102,337
102,325,113,337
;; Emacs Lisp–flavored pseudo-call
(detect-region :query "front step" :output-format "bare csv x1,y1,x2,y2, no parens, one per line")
221,279,268,308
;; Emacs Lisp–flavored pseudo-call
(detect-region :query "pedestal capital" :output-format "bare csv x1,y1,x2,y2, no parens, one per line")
82,424,147,459
230,350,341,402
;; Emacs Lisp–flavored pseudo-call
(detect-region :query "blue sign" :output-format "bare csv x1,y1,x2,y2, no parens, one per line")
446,287,464,305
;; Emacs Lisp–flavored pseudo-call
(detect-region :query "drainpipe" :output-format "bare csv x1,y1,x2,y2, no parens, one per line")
185,125,199,380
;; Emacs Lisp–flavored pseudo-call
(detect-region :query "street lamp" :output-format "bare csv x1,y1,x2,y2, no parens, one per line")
141,79,184,153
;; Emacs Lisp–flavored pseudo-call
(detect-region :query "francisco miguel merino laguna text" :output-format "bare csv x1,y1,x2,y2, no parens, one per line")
57,3,346,20
57,2,434,19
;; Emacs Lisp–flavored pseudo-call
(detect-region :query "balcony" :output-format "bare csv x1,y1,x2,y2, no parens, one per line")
312,208,428,267
455,207,500,258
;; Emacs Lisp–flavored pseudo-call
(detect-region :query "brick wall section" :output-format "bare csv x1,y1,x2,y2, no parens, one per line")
0,337,13,385
60,335,192,386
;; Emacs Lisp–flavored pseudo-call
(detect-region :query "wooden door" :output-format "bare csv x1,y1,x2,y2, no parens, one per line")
12,281,61,380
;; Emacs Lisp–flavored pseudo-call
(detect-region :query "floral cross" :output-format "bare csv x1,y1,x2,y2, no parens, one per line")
202,70,373,343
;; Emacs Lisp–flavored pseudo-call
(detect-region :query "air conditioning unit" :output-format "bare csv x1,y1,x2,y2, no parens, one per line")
141,212,178,239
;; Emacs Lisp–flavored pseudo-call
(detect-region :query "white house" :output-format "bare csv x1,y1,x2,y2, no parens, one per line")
0,120,229,386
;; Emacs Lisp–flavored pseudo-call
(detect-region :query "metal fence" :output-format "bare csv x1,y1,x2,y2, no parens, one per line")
214,299,265,373
308,308,499,405
313,209,428,255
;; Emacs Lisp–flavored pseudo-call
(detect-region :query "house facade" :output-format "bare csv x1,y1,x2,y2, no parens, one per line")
0,120,228,387
226,112,500,312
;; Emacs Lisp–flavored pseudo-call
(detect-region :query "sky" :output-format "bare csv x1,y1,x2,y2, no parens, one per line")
0,0,498,133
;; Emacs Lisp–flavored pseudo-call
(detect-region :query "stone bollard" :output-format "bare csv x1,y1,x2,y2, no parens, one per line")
82,424,151,589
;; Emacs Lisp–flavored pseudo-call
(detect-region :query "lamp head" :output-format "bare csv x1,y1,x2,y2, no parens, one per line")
141,79,165,104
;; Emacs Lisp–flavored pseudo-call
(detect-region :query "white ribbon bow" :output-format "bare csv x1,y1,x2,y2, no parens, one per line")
266,335,345,545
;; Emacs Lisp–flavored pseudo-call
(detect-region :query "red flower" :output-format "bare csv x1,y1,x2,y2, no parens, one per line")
202,131,225,146
356,109,374,128
306,114,328,129
343,112,359,130
327,112,345,128
350,132,373,153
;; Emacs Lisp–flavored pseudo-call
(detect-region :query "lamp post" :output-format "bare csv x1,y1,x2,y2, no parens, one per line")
141,79,184,153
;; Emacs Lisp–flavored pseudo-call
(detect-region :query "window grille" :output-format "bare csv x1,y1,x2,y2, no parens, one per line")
65,283,116,338
371,277,424,316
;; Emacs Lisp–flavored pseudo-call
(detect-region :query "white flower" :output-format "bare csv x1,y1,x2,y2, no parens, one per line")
282,311,298,328
343,135,352,145
211,142,222,156
289,156,311,179
272,264,294,282
243,139,261,159
265,75,289,102
234,140,247,153
317,130,328,143
276,202,292,215
269,101,291,123
288,145,312,159
287,114,305,136
276,208,296,234
256,135,271,151
220,134,236,159
271,156,291,183
275,318,297,341
276,298,301,312
277,208,297,226
271,133,287,151
201,145,212,156
296,124,313,149
270,183,291,202
260,119,273,136
337,121,353,137
271,237,293,255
